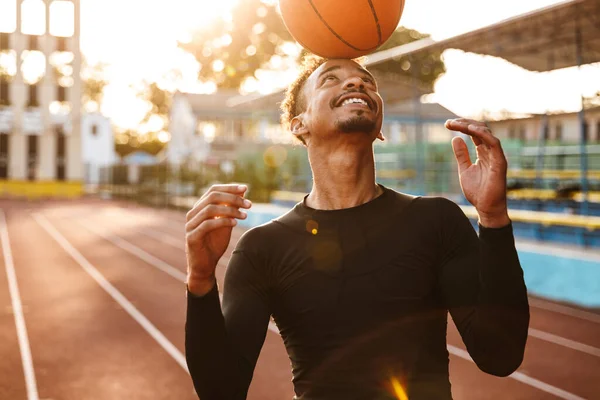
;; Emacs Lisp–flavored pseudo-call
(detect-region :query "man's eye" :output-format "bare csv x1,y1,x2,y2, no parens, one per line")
324,75,336,81
362,77,374,84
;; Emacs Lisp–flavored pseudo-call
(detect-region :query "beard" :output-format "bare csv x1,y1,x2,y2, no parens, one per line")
335,113,377,134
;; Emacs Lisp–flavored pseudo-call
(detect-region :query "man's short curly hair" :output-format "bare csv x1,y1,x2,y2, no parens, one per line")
280,55,327,144
280,55,368,145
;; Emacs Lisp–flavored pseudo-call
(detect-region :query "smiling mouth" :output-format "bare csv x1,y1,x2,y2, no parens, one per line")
335,93,375,111
341,98,370,107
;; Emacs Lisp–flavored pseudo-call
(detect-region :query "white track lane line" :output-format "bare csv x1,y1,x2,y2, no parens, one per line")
529,328,600,358
113,206,600,327
74,220,186,282
70,209,590,399
528,297,600,324
116,219,600,359
140,229,185,250
446,345,585,400
33,213,189,373
107,208,185,234
264,324,585,399
0,210,39,400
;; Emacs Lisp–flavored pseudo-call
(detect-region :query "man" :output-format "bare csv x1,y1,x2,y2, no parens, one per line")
184,56,529,400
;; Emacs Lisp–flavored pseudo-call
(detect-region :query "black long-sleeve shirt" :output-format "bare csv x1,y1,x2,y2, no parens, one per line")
185,185,530,400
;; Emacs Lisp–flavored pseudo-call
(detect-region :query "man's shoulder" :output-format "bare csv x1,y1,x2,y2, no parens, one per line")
235,218,292,251
386,192,467,226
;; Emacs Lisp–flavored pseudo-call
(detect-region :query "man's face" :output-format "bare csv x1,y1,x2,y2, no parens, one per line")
296,59,384,143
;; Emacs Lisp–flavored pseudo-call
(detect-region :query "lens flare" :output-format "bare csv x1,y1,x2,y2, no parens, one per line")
306,219,318,235
390,377,408,400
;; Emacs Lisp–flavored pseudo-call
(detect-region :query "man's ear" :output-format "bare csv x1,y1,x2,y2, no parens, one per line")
376,131,385,142
291,115,309,144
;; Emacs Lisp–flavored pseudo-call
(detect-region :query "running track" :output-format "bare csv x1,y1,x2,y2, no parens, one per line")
1,199,599,400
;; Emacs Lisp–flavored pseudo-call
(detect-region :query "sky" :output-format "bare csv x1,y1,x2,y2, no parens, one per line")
2,0,600,128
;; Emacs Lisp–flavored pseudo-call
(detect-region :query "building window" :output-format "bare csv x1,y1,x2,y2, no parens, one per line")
597,121,600,143
583,121,589,142
0,79,9,105
555,122,563,142
56,37,67,52
49,0,74,37
0,33,9,50
21,50,45,85
21,0,46,36
27,83,38,107
508,126,515,139
26,34,38,50
91,124,98,135
0,132,8,179
518,126,526,142
27,135,38,181
57,85,66,102
56,127,66,181
0,0,17,33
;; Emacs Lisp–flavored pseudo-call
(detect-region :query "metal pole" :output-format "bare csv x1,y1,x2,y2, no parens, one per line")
411,57,425,195
576,20,589,217
534,54,555,219
535,115,548,189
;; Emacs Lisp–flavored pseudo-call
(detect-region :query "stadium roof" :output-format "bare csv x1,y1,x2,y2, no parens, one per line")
226,71,432,110
178,89,457,121
233,0,600,108
367,0,600,72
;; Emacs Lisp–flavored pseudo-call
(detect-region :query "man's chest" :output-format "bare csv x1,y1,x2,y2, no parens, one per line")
269,223,441,327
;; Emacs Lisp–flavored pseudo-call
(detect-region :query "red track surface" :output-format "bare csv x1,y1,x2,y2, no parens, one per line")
1,199,599,400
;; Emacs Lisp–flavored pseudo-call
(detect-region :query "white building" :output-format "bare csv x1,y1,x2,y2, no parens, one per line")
168,87,458,167
81,112,115,186
488,106,600,144
0,0,84,197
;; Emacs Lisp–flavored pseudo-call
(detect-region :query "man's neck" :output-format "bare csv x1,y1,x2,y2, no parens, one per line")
305,144,381,210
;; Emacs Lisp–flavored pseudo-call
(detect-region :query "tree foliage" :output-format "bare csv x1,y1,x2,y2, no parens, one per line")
82,59,109,109
180,0,292,89
366,27,445,92
180,0,445,91
114,82,173,158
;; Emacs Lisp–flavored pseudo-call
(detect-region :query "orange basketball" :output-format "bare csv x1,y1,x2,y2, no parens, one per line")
279,0,405,59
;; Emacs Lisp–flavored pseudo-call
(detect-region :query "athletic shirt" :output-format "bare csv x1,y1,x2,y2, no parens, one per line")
185,185,530,400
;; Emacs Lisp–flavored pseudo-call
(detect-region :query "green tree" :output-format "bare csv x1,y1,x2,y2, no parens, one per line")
81,59,109,110
180,0,292,89
113,81,173,158
180,0,444,91
363,27,445,92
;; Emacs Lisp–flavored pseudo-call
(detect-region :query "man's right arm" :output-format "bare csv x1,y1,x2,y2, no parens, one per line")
185,248,271,400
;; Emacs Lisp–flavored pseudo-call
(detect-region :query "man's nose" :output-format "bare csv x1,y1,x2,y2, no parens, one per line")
343,76,365,90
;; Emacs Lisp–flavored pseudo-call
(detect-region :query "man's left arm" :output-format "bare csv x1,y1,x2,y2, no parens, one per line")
441,118,530,376
438,198,529,376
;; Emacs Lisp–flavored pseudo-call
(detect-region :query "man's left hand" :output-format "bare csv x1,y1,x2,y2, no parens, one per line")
445,118,511,228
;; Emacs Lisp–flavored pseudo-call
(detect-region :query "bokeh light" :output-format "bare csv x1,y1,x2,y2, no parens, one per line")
263,145,288,168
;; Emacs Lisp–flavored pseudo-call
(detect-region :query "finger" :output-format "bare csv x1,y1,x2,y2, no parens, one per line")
187,217,237,244
186,204,247,233
446,119,483,145
446,120,497,148
187,191,252,221
201,184,247,199
446,118,487,128
466,123,501,148
469,134,484,147
451,136,472,174
195,184,248,206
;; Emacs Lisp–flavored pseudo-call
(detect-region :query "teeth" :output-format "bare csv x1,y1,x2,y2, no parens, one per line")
342,98,368,107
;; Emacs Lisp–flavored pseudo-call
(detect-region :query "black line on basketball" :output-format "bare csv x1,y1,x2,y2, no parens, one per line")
307,0,380,52
366,0,382,44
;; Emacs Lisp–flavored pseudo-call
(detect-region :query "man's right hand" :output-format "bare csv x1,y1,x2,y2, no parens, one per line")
185,184,252,296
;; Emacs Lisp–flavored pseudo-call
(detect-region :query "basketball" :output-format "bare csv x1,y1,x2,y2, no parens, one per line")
279,0,405,59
